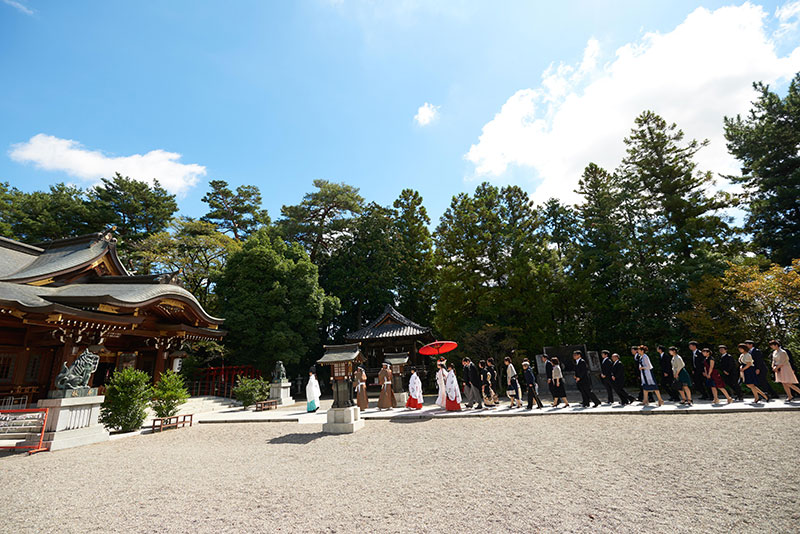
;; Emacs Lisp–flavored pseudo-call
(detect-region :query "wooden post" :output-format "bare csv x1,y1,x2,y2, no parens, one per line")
153,340,166,384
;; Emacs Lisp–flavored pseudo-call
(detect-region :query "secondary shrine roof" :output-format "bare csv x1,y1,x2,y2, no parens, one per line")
345,304,432,341
317,343,363,364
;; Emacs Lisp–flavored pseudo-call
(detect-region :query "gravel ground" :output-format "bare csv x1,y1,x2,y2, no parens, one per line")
2,413,799,534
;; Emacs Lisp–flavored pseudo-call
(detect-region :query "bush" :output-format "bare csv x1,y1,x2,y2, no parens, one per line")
151,370,190,418
100,368,152,432
232,376,270,409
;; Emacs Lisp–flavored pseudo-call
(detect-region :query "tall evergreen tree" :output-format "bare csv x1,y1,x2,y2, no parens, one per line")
3,183,93,242
320,203,399,338
90,173,178,247
201,179,268,240
392,189,436,326
278,179,364,264
724,73,800,265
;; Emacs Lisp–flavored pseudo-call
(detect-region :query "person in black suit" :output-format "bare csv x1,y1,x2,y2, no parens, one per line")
522,359,543,409
718,345,743,401
541,354,559,406
461,357,483,409
658,345,679,402
746,340,779,400
610,353,635,404
599,350,614,404
573,350,600,407
689,341,710,400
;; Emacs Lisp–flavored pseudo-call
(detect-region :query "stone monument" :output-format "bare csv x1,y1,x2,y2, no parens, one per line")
33,349,109,451
384,353,409,405
268,360,294,406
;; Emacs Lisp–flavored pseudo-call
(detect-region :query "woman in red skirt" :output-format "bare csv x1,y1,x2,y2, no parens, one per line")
702,347,732,404
444,362,462,411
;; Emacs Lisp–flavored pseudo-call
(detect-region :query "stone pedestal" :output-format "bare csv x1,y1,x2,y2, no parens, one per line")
394,391,408,405
270,381,294,406
322,406,364,434
31,396,109,451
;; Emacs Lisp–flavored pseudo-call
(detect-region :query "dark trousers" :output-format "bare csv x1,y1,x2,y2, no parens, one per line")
756,369,779,398
526,385,543,409
577,380,600,406
722,373,743,400
601,378,614,403
612,381,633,404
661,374,679,400
694,372,709,399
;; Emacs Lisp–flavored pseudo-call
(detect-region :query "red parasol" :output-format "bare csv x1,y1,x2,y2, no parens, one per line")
419,340,458,356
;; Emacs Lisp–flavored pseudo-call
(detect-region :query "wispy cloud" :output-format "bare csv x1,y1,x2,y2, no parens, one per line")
775,0,800,38
2,0,34,15
414,102,440,126
9,134,206,195
465,3,800,205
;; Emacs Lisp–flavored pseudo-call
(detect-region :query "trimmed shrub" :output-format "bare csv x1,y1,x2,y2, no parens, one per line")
232,376,270,409
100,368,152,432
151,370,190,418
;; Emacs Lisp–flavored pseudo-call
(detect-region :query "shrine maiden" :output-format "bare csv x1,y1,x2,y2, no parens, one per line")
306,367,321,412
406,367,423,410
445,362,462,411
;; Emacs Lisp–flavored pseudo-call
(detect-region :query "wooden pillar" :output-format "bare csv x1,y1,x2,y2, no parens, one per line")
153,341,166,384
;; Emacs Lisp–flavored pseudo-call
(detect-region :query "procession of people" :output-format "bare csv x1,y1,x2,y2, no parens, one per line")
313,339,799,412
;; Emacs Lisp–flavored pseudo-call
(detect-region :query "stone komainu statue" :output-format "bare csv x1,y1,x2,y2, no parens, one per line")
272,360,287,382
56,349,100,390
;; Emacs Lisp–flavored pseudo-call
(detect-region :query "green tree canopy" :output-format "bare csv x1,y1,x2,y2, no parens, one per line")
201,179,269,240
0,182,93,242
392,189,436,326
216,228,339,371
278,179,364,264
724,73,800,265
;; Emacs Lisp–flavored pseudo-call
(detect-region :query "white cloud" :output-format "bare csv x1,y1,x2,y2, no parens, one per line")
776,0,800,37
414,102,440,126
2,0,33,15
9,134,206,195
465,2,800,205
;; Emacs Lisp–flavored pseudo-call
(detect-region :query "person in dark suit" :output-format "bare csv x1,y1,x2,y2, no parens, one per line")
541,354,559,406
573,350,600,407
689,341,710,400
746,340,779,400
611,353,635,404
599,350,614,404
461,357,483,409
658,345,679,401
522,359,543,409
718,345,743,401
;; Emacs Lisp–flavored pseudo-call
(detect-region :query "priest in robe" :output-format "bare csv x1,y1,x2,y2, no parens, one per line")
306,366,321,412
378,362,396,410
354,365,369,410
405,366,424,410
445,362,462,411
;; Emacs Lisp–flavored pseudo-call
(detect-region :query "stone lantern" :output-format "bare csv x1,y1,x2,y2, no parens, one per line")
317,343,365,433
383,352,409,405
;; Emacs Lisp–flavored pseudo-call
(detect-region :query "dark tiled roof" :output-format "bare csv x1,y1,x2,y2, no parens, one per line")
345,305,431,341
383,352,409,365
317,343,363,364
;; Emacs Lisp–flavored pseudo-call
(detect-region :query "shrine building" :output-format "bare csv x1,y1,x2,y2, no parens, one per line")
0,228,224,406
344,304,434,385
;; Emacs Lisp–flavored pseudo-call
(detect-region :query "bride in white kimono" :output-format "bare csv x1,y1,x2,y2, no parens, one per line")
435,359,447,408
306,367,321,412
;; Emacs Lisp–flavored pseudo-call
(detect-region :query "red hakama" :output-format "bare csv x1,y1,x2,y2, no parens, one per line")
405,396,423,410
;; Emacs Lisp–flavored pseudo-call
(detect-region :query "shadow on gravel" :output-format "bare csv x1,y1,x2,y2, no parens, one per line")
268,432,327,445
388,417,433,424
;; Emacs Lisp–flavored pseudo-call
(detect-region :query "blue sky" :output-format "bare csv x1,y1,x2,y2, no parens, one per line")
1,1,798,226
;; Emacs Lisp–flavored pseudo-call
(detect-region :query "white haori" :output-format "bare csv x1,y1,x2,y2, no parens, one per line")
408,373,423,403
445,369,462,402
306,375,321,403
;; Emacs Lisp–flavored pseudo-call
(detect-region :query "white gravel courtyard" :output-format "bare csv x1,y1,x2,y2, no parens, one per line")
2,412,799,533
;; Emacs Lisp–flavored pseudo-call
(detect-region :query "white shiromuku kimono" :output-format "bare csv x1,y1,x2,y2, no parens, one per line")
306,374,321,412
435,367,447,407
406,372,423,409
445,369,462,411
